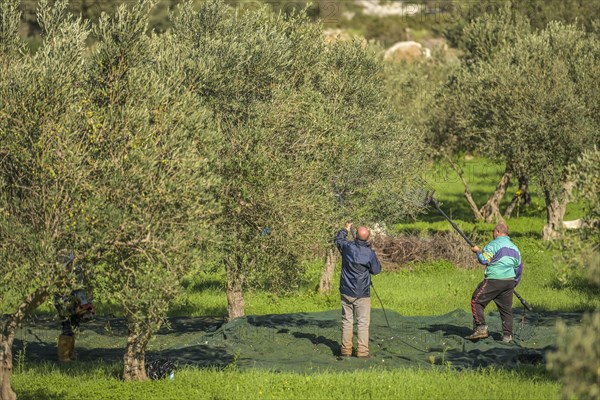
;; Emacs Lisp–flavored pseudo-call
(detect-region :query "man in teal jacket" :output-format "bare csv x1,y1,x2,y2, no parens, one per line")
466,223,523,343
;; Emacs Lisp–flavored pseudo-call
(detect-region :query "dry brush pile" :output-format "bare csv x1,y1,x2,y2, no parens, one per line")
371,231,482,270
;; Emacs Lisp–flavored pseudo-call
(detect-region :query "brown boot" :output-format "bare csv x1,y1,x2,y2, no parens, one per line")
58,334,75,362
465,325,489,341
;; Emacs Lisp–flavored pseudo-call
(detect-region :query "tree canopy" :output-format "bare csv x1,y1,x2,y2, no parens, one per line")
433,14,599,237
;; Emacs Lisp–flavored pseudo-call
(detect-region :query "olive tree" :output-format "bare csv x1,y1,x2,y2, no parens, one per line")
315,41,429,294
430,6,532,224
0,1,94,398
82,1,220,380
171,0,427,309
170,0,334,318
434,20,599,238
2,0,220,386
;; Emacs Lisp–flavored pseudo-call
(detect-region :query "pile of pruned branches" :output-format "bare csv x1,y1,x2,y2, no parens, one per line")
371,231,482,270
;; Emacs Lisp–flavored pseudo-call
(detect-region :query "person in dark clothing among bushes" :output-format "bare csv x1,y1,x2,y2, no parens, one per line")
335,222,381,358
466,223,523,343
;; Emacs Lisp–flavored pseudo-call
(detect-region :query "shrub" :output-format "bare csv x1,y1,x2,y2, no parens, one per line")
547,311,600,400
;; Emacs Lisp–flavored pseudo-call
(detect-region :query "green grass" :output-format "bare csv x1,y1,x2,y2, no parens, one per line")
13,363,560,400
422,157,585,222
170,233,598,319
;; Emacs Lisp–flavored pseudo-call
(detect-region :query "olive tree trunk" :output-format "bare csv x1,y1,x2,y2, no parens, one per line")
1,289,47,400
318,247,337,295
504,176,531,218
226,256,245,321
445,155,484,220
446,156,511,223
479,170,512,223
542,181,575,241
123,321,154,381
0,330,16,400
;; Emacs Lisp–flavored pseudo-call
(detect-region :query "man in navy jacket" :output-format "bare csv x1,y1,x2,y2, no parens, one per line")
335,222,382,358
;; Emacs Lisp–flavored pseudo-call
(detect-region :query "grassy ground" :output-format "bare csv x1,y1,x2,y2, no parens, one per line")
13,363,560,400
12,157,596,399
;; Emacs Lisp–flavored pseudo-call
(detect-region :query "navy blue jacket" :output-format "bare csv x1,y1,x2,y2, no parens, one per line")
335,229,382,298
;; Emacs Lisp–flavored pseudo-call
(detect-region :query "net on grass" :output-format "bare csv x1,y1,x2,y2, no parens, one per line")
11,308,583,372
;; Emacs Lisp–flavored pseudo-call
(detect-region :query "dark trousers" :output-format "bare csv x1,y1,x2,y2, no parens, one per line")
471,279,514,336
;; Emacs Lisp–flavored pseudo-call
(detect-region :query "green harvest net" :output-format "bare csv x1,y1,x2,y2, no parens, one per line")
11,308,585,372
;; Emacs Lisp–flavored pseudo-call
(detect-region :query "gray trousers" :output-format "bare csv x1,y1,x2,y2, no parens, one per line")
341,294,371,356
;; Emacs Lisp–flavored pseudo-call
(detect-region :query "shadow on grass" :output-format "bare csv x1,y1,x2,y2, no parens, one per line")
17,389,66,400
183,278,226,292
14,337,125,365
425,324,472,338
168,301,227,317
14,314,231,374
548,278,600,299
157,316,226,335
15,340,234,375
440,345,554,372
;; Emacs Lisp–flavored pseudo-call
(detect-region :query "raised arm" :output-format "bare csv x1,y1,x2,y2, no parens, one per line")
334,229,350,254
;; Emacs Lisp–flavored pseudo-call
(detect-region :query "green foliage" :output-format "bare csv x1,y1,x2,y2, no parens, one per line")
555,238,600,288
79,1,221,373
443,0,600,49
568,147,600,232
434,18,599,167
170,0,335,293
461,3,531,64
323,40,426,226
0,0,25,58
2,0,221,382
169,0,425,299
548,311,600,400
0,0,93,311
432,17,599,236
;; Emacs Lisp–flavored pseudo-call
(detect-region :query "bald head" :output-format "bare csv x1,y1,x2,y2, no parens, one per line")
356,226,370,241
494,223,509,237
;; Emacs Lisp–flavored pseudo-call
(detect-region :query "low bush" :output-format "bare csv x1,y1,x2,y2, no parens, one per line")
547,311,600,400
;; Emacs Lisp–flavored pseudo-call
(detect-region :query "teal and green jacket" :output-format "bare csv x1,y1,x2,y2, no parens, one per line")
476,236,523,284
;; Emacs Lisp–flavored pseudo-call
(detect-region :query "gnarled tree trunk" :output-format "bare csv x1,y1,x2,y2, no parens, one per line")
123,320,154,381
446,156,511,223
226,256,245,321
504,176,531,218
479,170,512,223
0,330,16,400
318,247,337,295
445,155,483,220
1,289,47,400
542,181,575,241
